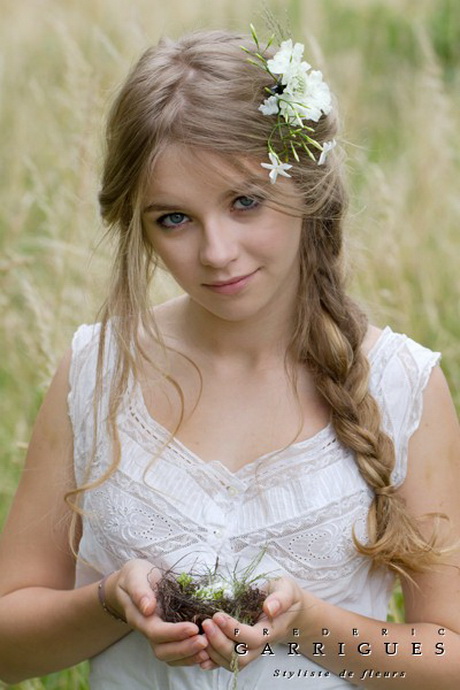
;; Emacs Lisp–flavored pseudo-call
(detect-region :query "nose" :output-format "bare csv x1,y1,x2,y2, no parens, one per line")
199,217,239,268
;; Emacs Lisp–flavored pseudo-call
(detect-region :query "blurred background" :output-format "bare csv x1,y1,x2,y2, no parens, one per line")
1,0,459,687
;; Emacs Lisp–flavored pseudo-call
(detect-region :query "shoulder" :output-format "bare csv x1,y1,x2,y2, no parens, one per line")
365,325,441,385
67,321,117,429
68,323,102,391
364,326,443,484
402,364,459,507
361,324,383,356
69,321,118,373
71,321,102,351
363,323,442,410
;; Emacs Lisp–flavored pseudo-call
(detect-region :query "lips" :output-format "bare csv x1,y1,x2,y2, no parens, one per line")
203,271,256,288
202,269,259,295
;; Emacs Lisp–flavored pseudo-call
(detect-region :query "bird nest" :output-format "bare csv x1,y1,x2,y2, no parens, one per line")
151,558,268,633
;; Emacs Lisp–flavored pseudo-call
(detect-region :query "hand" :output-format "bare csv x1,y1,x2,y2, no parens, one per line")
200,576,308,671
103,560,213,667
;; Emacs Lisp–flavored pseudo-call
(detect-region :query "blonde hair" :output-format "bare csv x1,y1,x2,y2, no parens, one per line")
69,29,443,576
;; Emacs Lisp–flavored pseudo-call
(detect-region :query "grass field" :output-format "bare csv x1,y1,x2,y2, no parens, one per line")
1,0,459,687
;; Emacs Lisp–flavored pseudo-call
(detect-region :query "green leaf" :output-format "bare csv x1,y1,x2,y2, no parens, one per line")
249,24,260,49
290,142,300,162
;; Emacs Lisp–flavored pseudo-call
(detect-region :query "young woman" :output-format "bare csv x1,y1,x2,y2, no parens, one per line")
0,28,459,689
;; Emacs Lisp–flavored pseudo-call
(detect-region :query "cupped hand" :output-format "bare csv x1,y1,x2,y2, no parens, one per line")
103,559,213,667
200,576,309,672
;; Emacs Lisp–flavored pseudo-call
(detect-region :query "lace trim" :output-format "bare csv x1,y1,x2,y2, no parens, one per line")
80,453,374,582
70,324,438,590
230,490,371,581
123,396,341,480
72,324,398,490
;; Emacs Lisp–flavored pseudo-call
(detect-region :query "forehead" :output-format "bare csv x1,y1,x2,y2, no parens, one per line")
146,144,265,197
142,144,305,216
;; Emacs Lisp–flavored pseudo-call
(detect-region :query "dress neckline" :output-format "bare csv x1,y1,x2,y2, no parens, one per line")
128,326,392,477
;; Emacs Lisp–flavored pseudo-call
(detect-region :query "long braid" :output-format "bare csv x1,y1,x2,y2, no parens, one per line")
291,205,442,576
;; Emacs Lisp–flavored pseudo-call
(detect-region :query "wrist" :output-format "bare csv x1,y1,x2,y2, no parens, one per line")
98,573,128,624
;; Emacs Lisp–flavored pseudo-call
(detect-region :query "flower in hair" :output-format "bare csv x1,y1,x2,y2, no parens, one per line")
244,26,336,183
260,151,293,183
318,138,337,165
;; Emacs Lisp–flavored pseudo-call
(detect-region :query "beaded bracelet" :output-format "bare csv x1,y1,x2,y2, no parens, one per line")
98,574,128,624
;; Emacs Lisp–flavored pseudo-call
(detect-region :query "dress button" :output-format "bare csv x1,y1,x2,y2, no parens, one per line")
214,529,222,537
227,486,239,496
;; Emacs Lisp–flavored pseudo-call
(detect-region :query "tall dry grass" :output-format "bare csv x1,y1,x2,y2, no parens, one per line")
1,0,459,687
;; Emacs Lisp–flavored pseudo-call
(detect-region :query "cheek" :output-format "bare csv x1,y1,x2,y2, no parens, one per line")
151,241,196,282
257,222,302,260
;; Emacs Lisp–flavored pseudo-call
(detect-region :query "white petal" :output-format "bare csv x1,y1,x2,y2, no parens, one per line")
318,139,337,165
278,165,293,177
267,151,280,165
258,96,279,116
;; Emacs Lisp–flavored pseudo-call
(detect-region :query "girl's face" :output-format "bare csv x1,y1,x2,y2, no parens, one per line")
142,145,304,326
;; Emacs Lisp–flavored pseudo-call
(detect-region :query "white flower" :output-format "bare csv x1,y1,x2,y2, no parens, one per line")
260,151,293,184
318,139,337,165
267,40,308,76
196,580,233,599
247,27,335,175
258,95,279,116
281,68,332,124
263,40,332,125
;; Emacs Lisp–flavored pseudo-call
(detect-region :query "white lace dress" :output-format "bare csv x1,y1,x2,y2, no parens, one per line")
68,323,440,689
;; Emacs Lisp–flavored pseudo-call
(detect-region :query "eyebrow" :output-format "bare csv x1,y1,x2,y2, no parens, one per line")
142,177,271,215
142,201,182,214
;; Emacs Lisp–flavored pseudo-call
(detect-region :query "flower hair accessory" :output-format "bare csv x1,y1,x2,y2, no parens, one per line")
244,25,336,183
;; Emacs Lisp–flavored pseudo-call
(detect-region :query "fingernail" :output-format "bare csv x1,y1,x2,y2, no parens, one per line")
266,599,280,616
213,613,227,626
202,620,216,634
140,596,152,614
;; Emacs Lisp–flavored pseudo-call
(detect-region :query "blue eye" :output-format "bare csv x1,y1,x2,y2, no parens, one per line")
233,196,260,211
157,212,189,229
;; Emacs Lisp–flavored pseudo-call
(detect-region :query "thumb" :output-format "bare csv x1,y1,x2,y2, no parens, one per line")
263,577,295,618
137,591,157,617
125,562,159,617
264,594,281,618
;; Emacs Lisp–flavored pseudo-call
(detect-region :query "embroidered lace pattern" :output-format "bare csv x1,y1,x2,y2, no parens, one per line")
69,324,440,588
68,323,440,689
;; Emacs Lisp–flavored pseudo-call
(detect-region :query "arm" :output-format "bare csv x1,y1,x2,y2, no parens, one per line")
201,366,460,686
0,350,212,684
0,350,127,683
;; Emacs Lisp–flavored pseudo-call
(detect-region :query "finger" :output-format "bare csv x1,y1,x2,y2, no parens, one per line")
168,650,212,668
122,563,160,617
211,612,273,649
145,616,200,644
153,633,208,664
263,576,303,619
199,658,220,671
263,594,282,618
201,618,238,670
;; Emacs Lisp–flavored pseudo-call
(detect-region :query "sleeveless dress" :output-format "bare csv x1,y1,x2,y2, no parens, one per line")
68,323,440,689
